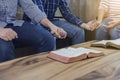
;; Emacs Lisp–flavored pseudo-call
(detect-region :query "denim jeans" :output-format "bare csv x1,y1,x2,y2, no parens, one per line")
96,18,120,40
52,20,85,44
0,22,55,62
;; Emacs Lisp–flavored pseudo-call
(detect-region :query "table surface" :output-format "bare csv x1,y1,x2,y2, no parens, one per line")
0,40,120,80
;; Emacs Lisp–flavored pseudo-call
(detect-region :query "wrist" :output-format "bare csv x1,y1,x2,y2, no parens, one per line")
97,19,102,24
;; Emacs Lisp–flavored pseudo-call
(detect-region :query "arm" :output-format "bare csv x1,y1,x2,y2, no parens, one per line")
19,0,66,39
59,0,83,26
40,18,67,39
97,8,106,24
19,0,47,23
90,0,109,29
97,0,109,24
59,0,92,31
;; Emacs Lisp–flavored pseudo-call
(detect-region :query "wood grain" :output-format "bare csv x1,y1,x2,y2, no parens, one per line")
0,40,120,80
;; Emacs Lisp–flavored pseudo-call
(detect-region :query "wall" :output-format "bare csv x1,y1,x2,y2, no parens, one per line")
69,0,100,22
69,0,100,41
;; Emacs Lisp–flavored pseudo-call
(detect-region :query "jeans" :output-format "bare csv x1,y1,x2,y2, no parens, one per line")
0,22,55,62
52,20,85,44
96,18,120,40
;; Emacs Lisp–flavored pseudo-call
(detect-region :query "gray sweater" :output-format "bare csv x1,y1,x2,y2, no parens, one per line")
0,0,47,27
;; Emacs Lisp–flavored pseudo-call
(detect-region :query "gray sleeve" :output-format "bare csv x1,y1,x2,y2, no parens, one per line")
0,21,7,27
19,0,47,23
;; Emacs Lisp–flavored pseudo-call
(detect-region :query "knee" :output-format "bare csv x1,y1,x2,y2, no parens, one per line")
36,34,56,51
109,27,120,39
96,26,104,33
44,34,56,49
96,26,107,36
74,28,85,37
0,40,14,62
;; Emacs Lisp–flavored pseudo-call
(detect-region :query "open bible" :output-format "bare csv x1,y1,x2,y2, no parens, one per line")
91,39,120,49
47,47,104,63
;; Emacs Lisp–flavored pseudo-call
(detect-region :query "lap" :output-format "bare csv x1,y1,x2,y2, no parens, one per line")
0,39,13,47
97,18,120,39
52,20,84,37
52,20,83,30
5,22,54,46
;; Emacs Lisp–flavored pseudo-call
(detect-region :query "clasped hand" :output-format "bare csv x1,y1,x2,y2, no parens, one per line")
50,25,67,39
81,20,98,31
0,28,18,41
89,19,120,30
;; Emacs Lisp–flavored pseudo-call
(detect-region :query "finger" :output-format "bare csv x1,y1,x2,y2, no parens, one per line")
8,31,16,40
108,21,115,25
8,33,15,40
13,31,18,38
51,31,61,38
9,29,18,39
1,35,9,41
63,31,67,38
105,26,112,29
6,31,15,40
0,32,9,41
57,28,66,39
55,32,61,39
58,28,66,39
6,32,13,41
61,31,67,39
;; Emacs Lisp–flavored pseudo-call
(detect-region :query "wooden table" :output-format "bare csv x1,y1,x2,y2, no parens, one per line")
0,41,120,80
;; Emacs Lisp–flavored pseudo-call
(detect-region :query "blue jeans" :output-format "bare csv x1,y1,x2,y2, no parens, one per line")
52,20,85,44
0,22,55,62
96,18,120,40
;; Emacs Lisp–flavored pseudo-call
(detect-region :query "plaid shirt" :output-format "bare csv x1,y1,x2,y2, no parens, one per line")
32,0,83,26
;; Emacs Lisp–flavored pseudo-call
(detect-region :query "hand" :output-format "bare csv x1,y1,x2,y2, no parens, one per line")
56,27,67,39
105,20,120,29
81,23,92,31
50,25,67,39
40,18,67,39
0,28,18,41
87,20,99,31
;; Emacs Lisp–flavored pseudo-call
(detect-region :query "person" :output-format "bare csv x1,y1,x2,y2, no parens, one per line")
24,0,94,45
92,0,120,40
0,0,67,62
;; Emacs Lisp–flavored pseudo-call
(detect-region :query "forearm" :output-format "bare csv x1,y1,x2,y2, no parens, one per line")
40,18,67,39
19,0,47,23
40,18,55,29
97,8,106,23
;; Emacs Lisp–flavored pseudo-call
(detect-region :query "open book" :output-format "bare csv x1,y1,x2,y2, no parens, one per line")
91,39,120,49
47,47,104,63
